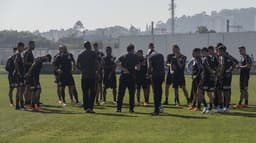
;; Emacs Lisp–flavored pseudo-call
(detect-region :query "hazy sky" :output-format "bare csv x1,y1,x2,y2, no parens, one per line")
0,0,255,32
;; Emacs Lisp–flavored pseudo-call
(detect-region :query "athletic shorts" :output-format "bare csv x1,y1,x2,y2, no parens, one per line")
222,72,232,91
8,74,17,88
103,75,117,89
59,73,75,87
192,78,200,95
202,78,216,92
166,73,173,85
240,74,249,90
29,78,41,91
15,75,25,87
172,74,186,88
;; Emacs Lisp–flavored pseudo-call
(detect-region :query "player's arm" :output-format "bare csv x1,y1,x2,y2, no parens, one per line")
116,56,129,74
240,56,252,69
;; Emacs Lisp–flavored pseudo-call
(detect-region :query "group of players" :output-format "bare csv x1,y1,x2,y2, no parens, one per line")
6,40,252,115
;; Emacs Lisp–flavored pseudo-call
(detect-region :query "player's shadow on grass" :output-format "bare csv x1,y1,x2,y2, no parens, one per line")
219,112,256,118
134,112,208,119
94,112,137,118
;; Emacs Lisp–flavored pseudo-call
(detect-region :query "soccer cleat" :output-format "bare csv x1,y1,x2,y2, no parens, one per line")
223,107,230,113
10,104,14,107
217,107,224,113
192,107,201,112
202,107,208,114
100,101,106,105
75,102,81,106
175,104,181,107
163,100,169,105
129,110,135,113
233,104,242,109
151,112,160,116
62,103,67,107
143,102,149,106
116,109,121,113
112,101,117,105
136,102,141,106
70,99,75,104
58,101,62,104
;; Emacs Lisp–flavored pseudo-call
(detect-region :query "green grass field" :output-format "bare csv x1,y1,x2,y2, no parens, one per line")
0,74,256,143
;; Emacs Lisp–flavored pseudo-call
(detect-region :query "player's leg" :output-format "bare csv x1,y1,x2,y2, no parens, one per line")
136,84,141,106
116,76,127,112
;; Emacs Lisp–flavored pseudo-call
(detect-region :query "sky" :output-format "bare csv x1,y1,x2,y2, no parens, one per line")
0,0,256,32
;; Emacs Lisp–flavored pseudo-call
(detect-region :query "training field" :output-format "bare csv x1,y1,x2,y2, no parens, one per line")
0,74,256,143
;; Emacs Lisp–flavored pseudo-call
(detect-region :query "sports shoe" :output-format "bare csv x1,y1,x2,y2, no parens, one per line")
100,101,106,105
217,107,224,113
143,102,149,106
151,112,160,116
233,104,242,109
192,107,201,112
75,102,81,106
62,103,67,107
159,106,164,113
116,109,121,113
129,110,135,113
163,100,169,105
223,107,230,113
202,107,208,114
205,109,212,114
58,101,62,104
112,101,117,105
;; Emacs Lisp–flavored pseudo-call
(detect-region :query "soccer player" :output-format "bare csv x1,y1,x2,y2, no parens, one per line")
102,46,117,104
188,48,203,111
148,48,165,116
116,44,140,113
23,41,35,107
5,47,18,107
93,43,104,105
77,41,98,113
14,42,26,110
200,48,218,114
52,46,64,104
171,44,189,106
62,46,80,105
135,50,149,106
233,46,252,109
163,52,175,105
25,54,52,111
217,46,238,112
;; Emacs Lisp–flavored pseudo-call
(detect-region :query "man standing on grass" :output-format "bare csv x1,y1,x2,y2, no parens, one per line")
116,44,140,113
216,46,238,112
14,42,26,110
234,46,252,109
25,54,52,112
77,41,98,113
93,43,104,105
135,50,149,106
171,44,190,106
148,47,165,116
53,46,65,105
23,41,35,107
5,47,17,107
163,51,175,105
61,46,80,105
102,46,117,105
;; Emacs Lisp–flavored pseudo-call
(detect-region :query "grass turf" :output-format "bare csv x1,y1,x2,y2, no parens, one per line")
0,74,256,143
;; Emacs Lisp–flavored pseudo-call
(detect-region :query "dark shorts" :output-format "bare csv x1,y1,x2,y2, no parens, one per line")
192,78,200,95
8,74,17,88
222,72,232,91
136,76,148,90
202,79,216,92
29,77,41,91
166,73,173,85
15,75,25,87
240,74,249,90
59,73,75,87
103,75,117,89
172,74,186,88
